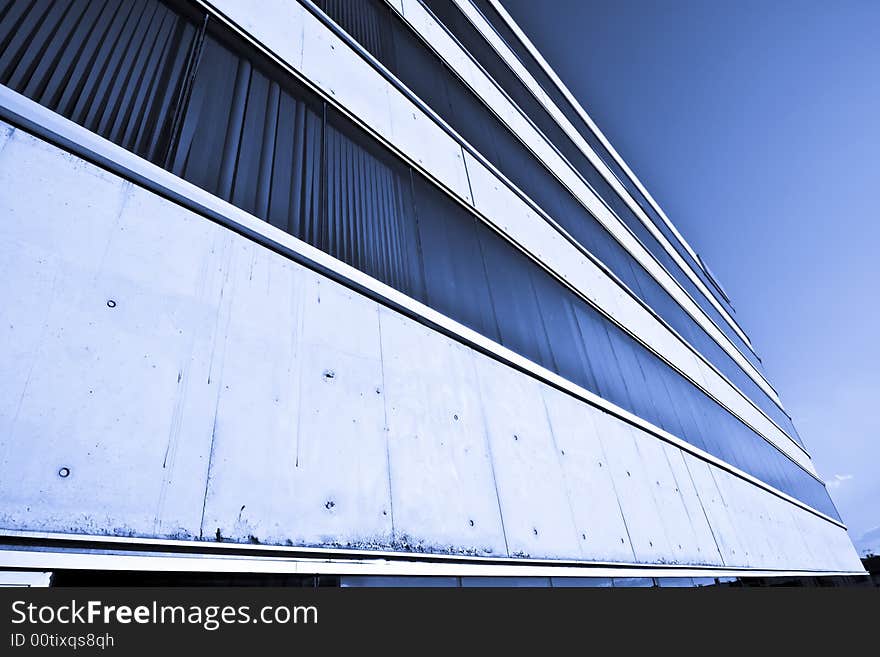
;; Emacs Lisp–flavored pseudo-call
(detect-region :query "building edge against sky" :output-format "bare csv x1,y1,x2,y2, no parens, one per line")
0,0,864,584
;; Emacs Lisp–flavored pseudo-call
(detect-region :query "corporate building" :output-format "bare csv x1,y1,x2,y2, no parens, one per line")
0,0,864,586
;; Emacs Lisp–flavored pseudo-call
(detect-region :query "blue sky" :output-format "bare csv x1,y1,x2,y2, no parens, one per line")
502,0,879,553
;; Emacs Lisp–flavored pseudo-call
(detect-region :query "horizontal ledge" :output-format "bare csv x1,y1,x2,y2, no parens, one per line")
0,533,867,578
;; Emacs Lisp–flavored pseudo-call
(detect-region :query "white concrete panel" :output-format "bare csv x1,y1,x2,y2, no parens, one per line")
0,240,58,436
829,527,864,572
278,278,389,547
207,0,306,70
803,509,854,571
632,434,703,565
718,471,773,567
793,507,831,570
755,492,791,568
766,497,807,570
661,445,724,565
772,496,812,569
590,411,672,563
821,520,857,572
0,132,126,273
379,308,507,557
681,454,745,567
758,484,804,569
0,130,227,538
733,476,779,569
474,359,582,560
202,264,393,548
104,185,237,538
754,480,798,569
707,467,759,568
194,241,307,545
818,518,851,572
541,388,636,562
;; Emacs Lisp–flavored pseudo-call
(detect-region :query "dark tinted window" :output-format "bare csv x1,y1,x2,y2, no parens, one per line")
0,0,198,163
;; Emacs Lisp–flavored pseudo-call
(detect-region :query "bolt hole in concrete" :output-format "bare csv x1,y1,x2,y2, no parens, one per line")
106,299,116,308
325,500,335,510
58,467,70,478
453,414,459,421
